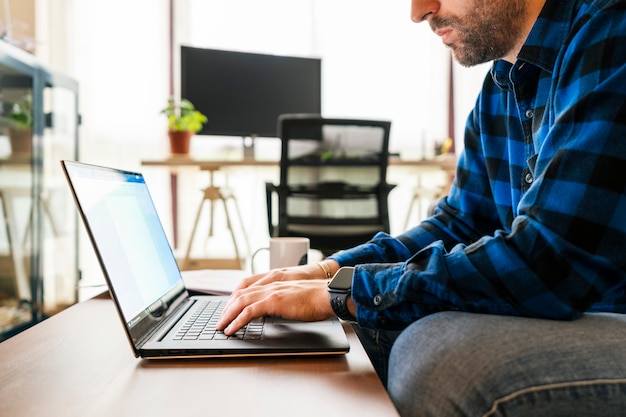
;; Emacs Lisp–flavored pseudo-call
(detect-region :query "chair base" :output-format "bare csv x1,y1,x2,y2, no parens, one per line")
182,184,250,270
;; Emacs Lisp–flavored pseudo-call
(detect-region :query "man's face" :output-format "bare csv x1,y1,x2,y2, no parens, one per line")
416,0,528,66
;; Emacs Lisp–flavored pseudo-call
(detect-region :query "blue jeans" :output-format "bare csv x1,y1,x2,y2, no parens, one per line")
354,312,626,417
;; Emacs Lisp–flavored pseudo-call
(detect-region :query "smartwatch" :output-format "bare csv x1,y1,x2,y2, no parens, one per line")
327,267,357,322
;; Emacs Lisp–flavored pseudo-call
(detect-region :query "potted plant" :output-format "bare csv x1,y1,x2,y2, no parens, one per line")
161,97,207,154
7,94,33,155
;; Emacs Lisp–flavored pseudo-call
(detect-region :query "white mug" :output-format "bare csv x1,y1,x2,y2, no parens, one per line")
252,237,310,272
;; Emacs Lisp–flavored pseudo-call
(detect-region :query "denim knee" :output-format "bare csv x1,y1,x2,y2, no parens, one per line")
387,312,626,417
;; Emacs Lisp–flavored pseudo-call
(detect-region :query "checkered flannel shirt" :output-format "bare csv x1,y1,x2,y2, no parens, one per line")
330,0,626,329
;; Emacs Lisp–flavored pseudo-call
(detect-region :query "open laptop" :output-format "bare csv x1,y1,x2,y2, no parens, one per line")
61,160,350,359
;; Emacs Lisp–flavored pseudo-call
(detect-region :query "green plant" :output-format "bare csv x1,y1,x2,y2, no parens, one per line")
161,98,207,133
8,94,32,130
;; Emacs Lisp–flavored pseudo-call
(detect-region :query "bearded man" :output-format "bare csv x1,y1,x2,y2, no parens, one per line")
218,1,626,415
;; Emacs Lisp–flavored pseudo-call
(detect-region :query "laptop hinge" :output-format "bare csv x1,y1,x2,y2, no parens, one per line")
136,295,195,348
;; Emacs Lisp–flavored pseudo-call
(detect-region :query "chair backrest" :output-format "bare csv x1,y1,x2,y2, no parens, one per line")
267,114,393,255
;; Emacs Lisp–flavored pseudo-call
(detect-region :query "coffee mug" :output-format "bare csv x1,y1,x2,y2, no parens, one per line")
251,237,310,272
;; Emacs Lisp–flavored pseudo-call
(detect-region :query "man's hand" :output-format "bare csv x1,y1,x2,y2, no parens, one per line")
216,279,334,335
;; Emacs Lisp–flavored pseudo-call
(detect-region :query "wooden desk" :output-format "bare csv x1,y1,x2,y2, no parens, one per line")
141,154,456,248
0,294,399,417
141,153,456,169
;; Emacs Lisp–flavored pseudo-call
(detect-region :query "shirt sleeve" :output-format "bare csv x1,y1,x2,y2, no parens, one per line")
330,7,626,330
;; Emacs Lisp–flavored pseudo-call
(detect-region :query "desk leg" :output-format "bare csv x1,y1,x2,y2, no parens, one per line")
170,173,178,249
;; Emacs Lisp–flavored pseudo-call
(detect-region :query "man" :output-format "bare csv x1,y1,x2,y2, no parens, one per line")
218,0,626,415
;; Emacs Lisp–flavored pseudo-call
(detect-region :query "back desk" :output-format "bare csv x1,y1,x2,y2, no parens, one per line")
141,154,457,248
0,292,399,416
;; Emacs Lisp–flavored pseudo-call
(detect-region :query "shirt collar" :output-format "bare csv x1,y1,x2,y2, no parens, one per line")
490,0,578,90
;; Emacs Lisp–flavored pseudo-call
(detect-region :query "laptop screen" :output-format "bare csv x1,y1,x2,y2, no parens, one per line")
63,161,184,324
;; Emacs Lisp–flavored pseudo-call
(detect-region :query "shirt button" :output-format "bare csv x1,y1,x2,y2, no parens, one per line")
524,172,534,184
525,109,534,119
373,294,384,306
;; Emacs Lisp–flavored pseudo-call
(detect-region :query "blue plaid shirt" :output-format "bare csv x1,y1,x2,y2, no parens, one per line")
330,0,626,330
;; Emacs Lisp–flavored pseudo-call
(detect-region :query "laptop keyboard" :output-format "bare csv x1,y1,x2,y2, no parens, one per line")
173,299,264,341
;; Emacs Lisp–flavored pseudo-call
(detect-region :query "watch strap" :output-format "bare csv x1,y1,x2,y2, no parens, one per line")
329,290,356,322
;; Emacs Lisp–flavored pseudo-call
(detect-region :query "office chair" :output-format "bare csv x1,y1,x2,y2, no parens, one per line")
266,114,395,256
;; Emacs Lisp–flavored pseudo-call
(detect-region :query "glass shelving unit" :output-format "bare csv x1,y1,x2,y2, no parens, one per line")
0,40,79,340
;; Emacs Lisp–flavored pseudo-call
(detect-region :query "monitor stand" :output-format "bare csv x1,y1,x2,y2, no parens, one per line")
242,134,256,160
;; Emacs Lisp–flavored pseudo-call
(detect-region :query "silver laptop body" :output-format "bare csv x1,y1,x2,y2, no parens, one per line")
61,160,350,359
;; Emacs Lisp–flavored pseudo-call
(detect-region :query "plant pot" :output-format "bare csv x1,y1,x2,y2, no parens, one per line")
168,130,193,154
8,128,32,155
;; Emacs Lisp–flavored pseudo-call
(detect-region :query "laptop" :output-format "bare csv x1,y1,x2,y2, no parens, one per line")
61,160,350,359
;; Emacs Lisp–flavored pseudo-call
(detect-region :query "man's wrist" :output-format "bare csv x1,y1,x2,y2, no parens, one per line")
317,262,332,280
317,260,340,279
327,266,356,322
347,296,357,320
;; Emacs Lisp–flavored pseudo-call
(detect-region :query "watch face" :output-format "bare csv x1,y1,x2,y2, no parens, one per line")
328,267,354,290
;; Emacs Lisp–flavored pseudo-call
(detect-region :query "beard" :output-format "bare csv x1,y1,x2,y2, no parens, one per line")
430,1,528,67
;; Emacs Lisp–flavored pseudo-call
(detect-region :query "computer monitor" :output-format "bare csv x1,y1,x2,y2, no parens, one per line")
181,46,322,139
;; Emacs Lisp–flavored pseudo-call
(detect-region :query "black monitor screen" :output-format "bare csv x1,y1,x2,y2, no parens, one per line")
181,46,322,138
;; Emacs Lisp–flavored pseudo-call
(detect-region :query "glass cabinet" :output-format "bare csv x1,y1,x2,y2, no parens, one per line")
0,40,79,340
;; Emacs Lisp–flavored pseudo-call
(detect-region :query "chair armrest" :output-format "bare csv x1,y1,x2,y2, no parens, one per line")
265,182,278,236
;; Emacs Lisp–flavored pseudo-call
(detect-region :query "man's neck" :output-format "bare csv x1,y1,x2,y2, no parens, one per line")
502,0,547,63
